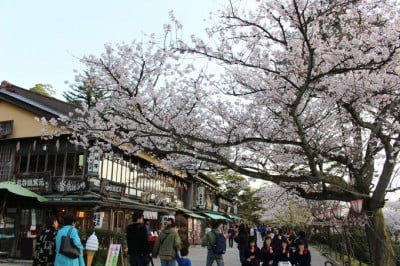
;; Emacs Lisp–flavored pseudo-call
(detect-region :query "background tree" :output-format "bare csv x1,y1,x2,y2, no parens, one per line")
30,83,55,97
47,1,400,264
273,200,313,229
214,171,264,224
63,69,108,107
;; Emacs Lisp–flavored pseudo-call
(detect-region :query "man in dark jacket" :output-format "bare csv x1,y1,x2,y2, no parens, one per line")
127,212,151,266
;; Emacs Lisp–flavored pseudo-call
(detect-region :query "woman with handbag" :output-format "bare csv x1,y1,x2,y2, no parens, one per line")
55,213,85,266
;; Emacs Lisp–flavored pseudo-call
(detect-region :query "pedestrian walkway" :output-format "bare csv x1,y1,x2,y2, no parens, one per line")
0,239,331,266
154,239,331,266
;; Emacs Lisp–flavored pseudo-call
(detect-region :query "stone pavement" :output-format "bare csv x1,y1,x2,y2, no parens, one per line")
153,244,331,266
0,241,332,266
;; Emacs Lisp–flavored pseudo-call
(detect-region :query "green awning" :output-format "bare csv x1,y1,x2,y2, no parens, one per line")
0,181,48,202
228,214,241,221
187,212,206,219
202,212,232,221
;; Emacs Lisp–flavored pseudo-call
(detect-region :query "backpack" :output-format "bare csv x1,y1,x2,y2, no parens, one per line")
211,231,226,255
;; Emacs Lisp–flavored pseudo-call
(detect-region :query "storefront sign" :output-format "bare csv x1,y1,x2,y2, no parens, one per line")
100,179,126,197
143,211,158,220
197,185,205,208
15,173,51,193
93,212,105,228
52,177,86,192
87,147,101,174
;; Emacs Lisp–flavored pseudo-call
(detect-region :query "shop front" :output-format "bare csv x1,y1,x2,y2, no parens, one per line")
0,181,49,259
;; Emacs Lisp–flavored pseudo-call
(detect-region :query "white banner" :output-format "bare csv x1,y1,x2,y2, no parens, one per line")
143,211,158,220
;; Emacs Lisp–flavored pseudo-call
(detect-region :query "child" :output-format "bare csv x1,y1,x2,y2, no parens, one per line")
176,247,192,266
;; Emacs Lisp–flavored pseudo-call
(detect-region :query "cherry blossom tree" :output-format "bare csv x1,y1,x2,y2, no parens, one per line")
384,200,400,232
48,1,400,264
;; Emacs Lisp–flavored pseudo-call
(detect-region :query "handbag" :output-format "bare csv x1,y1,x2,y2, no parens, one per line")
59,227,81,259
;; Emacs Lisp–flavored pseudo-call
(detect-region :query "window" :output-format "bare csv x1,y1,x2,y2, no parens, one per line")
65,153,75,176
19,155,28,173
29,155,37,172
55,154,65,176
75,154,84,175
37,154,46,172
47,154,56,174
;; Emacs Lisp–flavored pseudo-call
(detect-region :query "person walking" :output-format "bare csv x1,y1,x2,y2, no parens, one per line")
259,224,267,242
202,219,226,266
260,236,275,266
271,228,286,252
127,212,152,266
294,231,308,249
249,225,256,243
274,239,292,266
54,213,85,266
153,222,182,266
243,239,261,266
33,215,59,266
228,225,235,248
176,247,192,266
291,240,311,266
234,223,249,265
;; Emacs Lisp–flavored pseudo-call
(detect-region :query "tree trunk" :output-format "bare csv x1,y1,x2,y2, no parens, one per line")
366,209,396,266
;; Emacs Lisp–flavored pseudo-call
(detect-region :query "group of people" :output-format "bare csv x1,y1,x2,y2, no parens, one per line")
34,211,310,266
127,212,191,266
233,225,311,266
33,213,87,266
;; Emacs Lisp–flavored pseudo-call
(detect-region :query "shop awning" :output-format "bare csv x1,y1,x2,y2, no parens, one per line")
201,212,232,221
0,181,48,202
187,212,206,219
228,214,241,221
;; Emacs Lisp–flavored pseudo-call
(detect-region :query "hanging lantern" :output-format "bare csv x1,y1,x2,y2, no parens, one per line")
313,211,325,221
332,208,343,219
350,199,364,215
325,210,333,220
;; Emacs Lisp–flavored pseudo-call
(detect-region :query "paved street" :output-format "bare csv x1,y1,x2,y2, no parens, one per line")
0,239,331,266
152,244,330,266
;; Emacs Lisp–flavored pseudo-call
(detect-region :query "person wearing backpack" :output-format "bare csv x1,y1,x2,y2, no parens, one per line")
201,219,226,266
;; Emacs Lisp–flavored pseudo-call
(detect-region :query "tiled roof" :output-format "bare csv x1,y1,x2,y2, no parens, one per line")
0,80,76,118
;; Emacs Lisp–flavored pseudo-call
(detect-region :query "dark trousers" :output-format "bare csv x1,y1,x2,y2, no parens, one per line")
129,254,148,266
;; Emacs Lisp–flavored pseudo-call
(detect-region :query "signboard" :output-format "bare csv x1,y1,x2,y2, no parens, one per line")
143,211,158,220
100,179,126,197
87,147,101,174
93,212,105,229
15,172,51,193
197,185,205,208
52,177,86,192
105,244,121,266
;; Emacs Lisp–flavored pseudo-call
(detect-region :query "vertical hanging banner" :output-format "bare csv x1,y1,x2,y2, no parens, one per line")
197,185,205,209
105,244,121,266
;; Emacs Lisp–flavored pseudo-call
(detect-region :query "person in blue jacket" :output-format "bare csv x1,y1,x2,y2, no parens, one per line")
176,247,192,266
54,213,85,266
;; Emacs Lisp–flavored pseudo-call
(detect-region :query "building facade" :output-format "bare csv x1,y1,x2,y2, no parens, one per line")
0,81,238,259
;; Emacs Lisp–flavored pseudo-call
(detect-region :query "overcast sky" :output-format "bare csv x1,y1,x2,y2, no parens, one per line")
0,0,222,99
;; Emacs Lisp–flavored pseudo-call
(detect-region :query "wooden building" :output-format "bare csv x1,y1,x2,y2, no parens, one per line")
0,81,237,258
